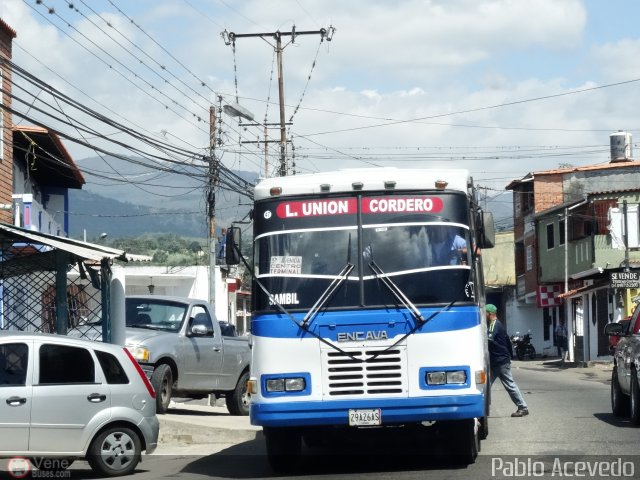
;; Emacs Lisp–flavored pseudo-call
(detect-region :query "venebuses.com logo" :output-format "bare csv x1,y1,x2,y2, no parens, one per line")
5,457,73,478
6,458,30,479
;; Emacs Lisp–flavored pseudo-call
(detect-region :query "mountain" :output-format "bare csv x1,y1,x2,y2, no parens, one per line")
68,156,513,239
69,155,257,240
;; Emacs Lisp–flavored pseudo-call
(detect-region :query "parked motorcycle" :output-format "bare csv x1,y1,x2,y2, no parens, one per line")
510,331,536,360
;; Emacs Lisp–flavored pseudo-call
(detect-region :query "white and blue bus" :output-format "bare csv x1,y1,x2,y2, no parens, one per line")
233,168,495,470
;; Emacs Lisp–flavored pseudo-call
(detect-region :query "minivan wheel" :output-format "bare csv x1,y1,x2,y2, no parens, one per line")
87,426,141,477
150,364,173,414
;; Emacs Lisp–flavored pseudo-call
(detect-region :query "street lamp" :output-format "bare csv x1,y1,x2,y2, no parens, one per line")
223,103,255,122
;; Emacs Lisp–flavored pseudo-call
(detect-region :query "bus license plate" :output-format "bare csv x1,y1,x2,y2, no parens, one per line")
348,409,381,426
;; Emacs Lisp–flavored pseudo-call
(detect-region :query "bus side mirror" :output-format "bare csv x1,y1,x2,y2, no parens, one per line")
225,227,242,265
477,211,496,249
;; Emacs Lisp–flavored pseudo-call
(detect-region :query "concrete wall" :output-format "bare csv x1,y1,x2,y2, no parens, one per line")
13,163,67,234
564,167,640,202
503,294,552,357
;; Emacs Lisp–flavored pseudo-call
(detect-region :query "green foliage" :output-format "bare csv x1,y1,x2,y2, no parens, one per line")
104,234,209,266
152,250,169,263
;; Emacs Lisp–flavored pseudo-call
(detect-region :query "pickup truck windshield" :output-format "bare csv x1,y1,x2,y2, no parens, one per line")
125,299,187,332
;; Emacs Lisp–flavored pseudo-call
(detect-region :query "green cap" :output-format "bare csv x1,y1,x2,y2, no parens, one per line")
485,304,497,313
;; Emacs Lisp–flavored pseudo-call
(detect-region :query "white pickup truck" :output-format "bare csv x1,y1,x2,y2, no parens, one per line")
124,295,251,415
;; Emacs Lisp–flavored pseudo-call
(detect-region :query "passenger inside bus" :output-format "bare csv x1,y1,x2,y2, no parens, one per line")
429,226,467,265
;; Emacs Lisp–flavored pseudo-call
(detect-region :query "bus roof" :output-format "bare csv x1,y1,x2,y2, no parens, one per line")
254,167,471,200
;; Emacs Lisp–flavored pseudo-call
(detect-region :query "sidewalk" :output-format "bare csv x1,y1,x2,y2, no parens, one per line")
153,400,262,456
527,356,613,371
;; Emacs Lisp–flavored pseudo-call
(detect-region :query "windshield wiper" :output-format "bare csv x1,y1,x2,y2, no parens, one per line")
368,260,425,325
302,262,354,327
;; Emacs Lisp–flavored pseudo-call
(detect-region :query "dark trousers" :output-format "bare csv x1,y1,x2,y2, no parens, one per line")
556,336,567,356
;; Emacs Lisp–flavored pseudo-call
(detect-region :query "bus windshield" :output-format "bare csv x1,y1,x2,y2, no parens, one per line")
254,193,475,313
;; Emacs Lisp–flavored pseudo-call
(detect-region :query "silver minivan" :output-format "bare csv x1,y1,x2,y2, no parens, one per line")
0,331,159,477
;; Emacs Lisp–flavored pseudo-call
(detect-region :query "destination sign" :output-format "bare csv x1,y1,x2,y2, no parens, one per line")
610,271,640,289
276,198,357,218
275,196,443,218
362,197,443,214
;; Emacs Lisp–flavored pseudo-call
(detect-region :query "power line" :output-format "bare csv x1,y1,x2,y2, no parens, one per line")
222,26,335,176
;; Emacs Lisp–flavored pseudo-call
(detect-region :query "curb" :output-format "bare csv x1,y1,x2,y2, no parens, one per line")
156,402,262,448
158,417,261,446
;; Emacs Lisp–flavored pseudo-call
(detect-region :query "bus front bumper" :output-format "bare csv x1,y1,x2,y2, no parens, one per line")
250,394,484,427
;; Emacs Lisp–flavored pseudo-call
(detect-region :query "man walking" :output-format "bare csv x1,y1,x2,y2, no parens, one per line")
486,304,529,417
555,318,568,360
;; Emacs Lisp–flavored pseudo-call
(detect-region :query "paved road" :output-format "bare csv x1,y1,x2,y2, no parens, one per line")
60,359,640,479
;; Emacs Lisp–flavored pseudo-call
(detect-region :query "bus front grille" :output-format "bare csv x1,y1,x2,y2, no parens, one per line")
322,347,407,397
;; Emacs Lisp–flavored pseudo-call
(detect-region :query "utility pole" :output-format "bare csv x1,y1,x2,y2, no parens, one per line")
208,103,218,306
222,26,334,176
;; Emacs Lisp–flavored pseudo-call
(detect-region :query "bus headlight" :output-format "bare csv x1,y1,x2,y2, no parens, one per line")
264,376,308,393
426,371,446,385
265,378,285,392
446,370,467,384
285,377,306,391
424,369,468,386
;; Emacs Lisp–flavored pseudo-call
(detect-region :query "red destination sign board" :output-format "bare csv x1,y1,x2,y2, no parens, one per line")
275,197,443,218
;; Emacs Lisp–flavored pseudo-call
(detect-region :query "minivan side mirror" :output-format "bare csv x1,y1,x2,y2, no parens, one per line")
225,227,242,265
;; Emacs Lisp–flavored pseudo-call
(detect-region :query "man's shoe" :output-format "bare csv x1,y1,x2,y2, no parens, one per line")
511,408,529,417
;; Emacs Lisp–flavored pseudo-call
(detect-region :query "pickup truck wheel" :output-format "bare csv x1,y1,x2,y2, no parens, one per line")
150,364,173,414
631,369,640,425
612,367,630,417
226,371,250,416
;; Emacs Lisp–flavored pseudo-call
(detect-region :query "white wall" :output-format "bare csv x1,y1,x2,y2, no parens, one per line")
13,163,65,235
504,297,552,357
122,265,232,322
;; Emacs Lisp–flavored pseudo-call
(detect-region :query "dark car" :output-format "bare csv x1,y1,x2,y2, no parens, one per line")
219,321,238,337
605,306,640,424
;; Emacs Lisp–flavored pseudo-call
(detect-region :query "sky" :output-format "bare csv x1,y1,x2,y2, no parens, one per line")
3,0,640,220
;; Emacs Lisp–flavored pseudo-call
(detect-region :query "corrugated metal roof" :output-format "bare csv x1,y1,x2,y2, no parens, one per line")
0,223,127,262
534,160,640,176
